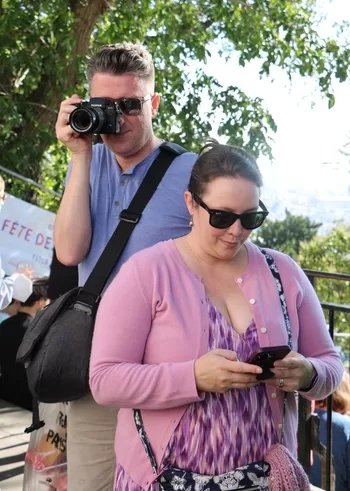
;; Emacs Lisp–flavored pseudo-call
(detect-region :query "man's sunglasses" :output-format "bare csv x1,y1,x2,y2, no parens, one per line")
115,94,152,116
192,194,269,230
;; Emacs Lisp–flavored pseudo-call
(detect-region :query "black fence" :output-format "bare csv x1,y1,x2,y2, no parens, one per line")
298,269,350,491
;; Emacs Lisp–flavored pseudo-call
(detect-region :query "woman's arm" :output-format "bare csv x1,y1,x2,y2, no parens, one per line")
89,257,202,409
295,267,343,399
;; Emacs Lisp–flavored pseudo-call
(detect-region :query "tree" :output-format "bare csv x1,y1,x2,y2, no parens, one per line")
298,225,350,354
1,0,349,210
252,209,322,258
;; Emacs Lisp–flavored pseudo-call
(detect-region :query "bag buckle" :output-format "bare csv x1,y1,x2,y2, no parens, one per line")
119,210,141,224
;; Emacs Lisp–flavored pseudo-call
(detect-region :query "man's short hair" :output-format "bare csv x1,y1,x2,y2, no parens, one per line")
86,42,154,86
21,277,49,307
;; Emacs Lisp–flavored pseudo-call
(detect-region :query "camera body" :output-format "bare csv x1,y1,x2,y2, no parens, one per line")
69,98,122,134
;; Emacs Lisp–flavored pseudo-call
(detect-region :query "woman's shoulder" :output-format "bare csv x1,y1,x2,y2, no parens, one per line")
123,240,177,277
248,241,299,269
248,242,305,285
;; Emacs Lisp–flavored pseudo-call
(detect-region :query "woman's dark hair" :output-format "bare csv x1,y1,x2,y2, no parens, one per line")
188,139,263,197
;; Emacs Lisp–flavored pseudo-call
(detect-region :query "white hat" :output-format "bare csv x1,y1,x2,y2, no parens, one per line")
12,274,33,302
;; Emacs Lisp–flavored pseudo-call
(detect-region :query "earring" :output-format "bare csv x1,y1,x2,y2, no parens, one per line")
189,217,193,227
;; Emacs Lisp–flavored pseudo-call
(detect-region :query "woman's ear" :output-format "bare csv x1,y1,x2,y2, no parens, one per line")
184,191,196,216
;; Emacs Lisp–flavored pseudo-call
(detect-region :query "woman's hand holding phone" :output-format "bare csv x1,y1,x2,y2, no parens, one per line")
265,351,317,392
194,349,263,393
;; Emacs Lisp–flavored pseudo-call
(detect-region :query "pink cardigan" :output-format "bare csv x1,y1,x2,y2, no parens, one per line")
89,240,343,490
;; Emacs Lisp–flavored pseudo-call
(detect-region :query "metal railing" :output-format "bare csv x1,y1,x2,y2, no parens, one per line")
298,269,350,491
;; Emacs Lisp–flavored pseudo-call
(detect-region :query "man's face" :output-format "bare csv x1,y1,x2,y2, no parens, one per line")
90,72,160,159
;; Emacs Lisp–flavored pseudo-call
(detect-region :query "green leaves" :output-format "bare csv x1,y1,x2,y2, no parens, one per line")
298,225,350,351
252,209,322,259
1,0,349,210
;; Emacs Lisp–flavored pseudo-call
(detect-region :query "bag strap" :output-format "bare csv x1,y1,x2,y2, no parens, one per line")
82,142,187,298
260,248,292,445
133,247,293,469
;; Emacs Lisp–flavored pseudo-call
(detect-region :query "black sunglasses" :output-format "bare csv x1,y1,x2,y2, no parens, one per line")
192,194,269,230
115,94,152,116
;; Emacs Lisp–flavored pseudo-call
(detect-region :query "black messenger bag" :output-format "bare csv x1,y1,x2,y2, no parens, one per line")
16,142,186,414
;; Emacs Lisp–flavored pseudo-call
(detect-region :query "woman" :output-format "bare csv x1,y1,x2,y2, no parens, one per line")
90,141,343,490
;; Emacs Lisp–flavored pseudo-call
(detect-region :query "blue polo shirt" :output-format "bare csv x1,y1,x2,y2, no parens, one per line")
69,143,196,286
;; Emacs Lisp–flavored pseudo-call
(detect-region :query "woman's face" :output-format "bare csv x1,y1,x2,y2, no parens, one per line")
185,176,260,261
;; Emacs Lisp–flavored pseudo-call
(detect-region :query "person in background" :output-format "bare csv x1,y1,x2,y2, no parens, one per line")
0,175,33,309
54,42,196,490
0,277,49,410
310,370,350,491
90,140,343,491
0,298,21,323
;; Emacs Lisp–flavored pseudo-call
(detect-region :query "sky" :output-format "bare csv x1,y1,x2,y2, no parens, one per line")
198,0,350,209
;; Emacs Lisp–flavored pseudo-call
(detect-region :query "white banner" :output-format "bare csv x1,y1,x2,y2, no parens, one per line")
0,194,55,277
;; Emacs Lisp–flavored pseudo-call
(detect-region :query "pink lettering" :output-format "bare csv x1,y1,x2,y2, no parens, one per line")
25,229,32,242
2,219,10,231
18,225,27,238
44,236,53,250
35,233,44,246
9,221,19,236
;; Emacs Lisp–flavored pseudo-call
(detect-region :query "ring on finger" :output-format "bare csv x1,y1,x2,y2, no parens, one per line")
278,378,284,388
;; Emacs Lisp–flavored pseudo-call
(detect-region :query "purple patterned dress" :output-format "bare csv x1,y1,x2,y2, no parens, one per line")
115,298,278,490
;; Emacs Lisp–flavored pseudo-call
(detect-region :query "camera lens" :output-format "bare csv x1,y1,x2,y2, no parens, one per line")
70,107,98,134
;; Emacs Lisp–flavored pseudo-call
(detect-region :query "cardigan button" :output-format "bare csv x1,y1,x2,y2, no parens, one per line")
249,298,256,304
260,327,267,334
236,277,243,284
271,393,277,399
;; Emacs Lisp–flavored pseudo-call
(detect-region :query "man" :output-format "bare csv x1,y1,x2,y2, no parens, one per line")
0,277,49,411
54,42,196,490
0,175,33,310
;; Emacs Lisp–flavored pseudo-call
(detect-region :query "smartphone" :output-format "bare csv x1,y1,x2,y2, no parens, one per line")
248,345,291,380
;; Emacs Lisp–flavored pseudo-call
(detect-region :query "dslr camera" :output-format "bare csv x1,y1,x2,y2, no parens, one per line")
69,98,122,134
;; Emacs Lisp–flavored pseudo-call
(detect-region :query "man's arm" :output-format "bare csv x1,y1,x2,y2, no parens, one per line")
54,154,92,266
54,95,94,266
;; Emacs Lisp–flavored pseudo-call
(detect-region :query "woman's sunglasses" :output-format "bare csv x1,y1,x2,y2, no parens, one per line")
192,194,269,230
115,94,152,116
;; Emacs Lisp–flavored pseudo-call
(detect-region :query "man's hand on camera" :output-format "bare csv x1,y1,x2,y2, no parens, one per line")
56,95,93,157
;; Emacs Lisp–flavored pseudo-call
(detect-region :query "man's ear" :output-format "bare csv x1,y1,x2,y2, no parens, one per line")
151,93,160,119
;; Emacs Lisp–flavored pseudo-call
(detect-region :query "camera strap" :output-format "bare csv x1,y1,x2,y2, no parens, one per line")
81,142,187,298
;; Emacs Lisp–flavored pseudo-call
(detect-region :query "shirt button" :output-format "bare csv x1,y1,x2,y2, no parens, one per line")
237,277,243,284
261,327,267,334
114,201,120,206
271,393,277,399
249,298,256,304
